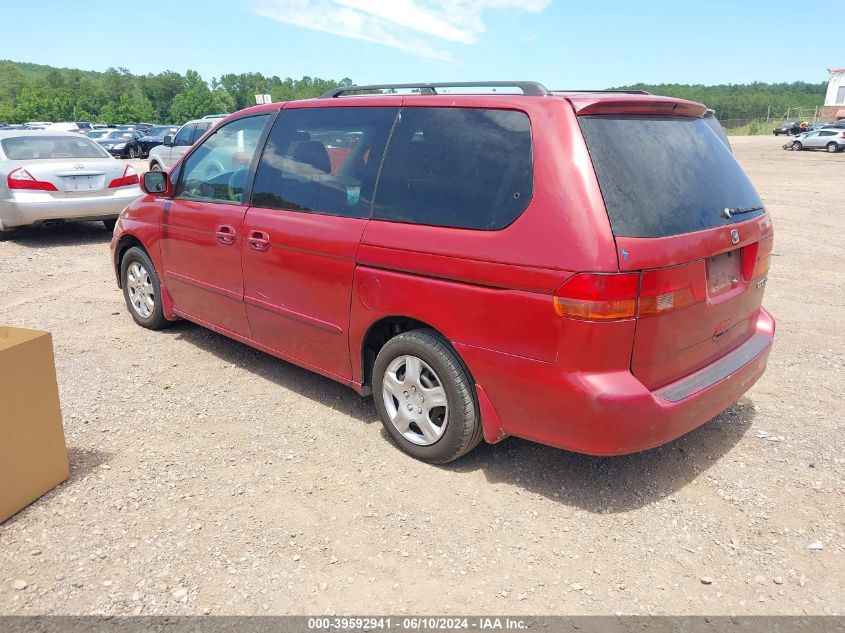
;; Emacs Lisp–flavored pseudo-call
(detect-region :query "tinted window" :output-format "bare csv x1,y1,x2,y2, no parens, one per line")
819,131,836,136
372,107,532,230
173,123,195,146
176,115,270,203
251,107,397,219
579,115,764,238
1,135,109,160
191,122,212,144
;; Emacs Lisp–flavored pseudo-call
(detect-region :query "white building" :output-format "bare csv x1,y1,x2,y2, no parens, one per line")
822,68,845,120
824,68,845,106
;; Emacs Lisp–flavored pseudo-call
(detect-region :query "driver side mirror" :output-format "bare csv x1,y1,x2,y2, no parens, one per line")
141,171,171,196
162,135,174,147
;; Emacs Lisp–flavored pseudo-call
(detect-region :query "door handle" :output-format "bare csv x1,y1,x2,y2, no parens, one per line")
215,224,237,245
247,230,270,252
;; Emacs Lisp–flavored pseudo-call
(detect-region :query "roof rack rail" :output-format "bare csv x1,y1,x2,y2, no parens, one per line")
551,89,651,95
319,81,551,99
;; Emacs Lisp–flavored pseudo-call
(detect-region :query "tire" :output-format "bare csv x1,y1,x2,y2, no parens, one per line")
150,162,162,172
128,147,137,159
0,228,16,241
826,142,838,153
372,329,482,463
792,141,802,151
120,246,168,330
103,219,117,232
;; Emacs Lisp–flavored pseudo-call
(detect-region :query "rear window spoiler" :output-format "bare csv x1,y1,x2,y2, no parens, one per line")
567,95,707,118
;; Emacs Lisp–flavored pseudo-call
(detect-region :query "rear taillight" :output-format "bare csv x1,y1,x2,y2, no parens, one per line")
639,261,706,317
553,273,640,320
7,168,58,191
746,235,773,280
108,165,138,188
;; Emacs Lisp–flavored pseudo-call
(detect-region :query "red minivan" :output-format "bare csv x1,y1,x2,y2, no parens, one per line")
110,82,775,464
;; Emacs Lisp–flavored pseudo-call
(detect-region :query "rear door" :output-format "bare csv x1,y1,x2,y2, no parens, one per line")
579,113,773,390
242,104,398,380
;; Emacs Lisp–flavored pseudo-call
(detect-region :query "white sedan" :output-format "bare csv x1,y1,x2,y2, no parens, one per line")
0,130,143,239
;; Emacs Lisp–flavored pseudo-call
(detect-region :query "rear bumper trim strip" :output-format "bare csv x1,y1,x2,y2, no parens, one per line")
654,333,772,403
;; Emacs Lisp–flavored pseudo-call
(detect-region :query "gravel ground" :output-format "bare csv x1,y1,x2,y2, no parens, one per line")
0,136,843,615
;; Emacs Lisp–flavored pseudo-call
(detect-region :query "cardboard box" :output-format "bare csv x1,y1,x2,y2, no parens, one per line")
0,326,69,524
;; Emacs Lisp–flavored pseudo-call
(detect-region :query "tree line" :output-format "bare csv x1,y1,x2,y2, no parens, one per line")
0,60,828,125
613,81,827,120
0,60,352,125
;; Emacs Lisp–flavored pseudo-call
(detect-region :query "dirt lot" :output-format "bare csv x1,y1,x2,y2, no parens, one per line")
0,136,843,615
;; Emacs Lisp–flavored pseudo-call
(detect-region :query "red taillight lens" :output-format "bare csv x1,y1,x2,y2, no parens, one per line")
553,273,640,320
108,164,138,188
7,168,58,191
639,261,706,317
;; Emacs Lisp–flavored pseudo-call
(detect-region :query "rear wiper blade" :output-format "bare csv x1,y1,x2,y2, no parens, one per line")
722,205,765,218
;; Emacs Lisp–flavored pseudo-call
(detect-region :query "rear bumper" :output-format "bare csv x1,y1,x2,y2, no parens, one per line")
0,187,142,229
460,308,775,456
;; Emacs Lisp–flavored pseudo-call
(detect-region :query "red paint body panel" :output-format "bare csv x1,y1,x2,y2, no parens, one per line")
241,207,364,380
109,90,776,458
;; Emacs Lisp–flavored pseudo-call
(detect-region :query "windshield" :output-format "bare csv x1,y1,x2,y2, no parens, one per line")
1,135,110,160
106,131,134,140
579,115,763,238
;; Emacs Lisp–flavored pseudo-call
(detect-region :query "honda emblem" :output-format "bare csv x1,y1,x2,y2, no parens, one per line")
730,229,739,245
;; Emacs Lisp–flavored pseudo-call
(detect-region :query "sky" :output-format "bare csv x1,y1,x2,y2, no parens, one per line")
0,0,839,87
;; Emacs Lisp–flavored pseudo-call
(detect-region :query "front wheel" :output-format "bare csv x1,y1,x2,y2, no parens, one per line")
826,142,839,153
792,141,802,151
150,162,162,172
128,147,137,159
373,329,482,463
120,246,168,330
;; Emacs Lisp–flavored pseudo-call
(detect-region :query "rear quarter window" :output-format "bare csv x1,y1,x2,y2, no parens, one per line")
372,107,533,230
579,115,763,238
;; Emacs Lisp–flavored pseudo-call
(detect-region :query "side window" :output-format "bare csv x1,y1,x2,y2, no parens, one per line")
251,106,398,219
192,122,212,144
176,114,270,203
372,107,533,230
173,123,195,146
819,131,835,137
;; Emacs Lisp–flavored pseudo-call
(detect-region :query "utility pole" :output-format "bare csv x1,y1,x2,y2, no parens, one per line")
766,105,770,126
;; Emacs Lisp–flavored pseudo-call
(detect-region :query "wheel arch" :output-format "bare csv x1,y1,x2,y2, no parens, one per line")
114,233,149,288
360,316,463,395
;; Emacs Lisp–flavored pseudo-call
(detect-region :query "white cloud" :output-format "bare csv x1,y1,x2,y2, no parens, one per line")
253,0,551,61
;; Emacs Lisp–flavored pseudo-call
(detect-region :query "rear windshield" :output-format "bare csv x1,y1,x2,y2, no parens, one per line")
1,135,109,160
579,115,763,238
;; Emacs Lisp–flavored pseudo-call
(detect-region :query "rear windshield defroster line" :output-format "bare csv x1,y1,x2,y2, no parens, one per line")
578,115,764,238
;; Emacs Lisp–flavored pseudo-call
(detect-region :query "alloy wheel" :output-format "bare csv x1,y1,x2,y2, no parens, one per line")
126,261,155,319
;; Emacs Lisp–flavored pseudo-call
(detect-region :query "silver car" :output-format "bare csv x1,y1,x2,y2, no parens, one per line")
791,129,845,152
0,131,143,239
147,118,216,172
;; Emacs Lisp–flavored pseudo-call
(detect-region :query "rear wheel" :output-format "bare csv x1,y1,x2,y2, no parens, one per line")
792,141,802,151
373,329,482,463
120,246,168,330
0,228,16,241
826,142,839,153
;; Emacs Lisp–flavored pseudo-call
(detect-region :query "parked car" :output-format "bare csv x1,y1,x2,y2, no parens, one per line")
0,130,143,239
772,122,801,135
111,81,775,464
97,129,145,158
85,129,113,140
138,125,179,158
821,120,845,130
45,122,82,133
147,119,215,171
790,129,845,152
